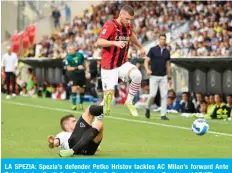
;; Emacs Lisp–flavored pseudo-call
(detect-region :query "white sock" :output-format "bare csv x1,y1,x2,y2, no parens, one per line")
126,69,142,104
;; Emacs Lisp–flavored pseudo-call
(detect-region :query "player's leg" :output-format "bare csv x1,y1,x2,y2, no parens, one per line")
78,87,85,110
5,72,11,98
71,85,78,110
119,62,142,116
159,76,169,120
59,105,104,157
145,76,159,118
77,73,86,110
67,71,78,110
12,72,16,96
84,120,103,155
100,68,118,116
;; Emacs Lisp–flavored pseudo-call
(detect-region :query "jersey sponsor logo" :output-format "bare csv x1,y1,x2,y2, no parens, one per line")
115,35,130,41
80,122,85,128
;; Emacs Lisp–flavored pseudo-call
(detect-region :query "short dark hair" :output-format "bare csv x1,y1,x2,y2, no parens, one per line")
60,114,75,131
168,89,176,97
201,100,207,105
121,5,134,16
159,34,166,38
214,94,222,98
182,92,189,97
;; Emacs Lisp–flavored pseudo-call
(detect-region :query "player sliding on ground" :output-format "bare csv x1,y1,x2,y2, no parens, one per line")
47,105,104,157
96,5,146,117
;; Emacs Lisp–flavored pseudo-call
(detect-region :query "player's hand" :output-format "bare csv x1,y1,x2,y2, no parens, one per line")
114,41,128,49
47,135,55,148
139,47,146,57
146,70,152,76
77,65,84,70
85,72,91,79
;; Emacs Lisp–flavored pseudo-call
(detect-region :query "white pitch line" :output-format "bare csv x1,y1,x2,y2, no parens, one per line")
2,101,232,137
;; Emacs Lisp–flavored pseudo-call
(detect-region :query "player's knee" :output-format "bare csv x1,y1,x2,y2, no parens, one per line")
129,69,142,83
89,105,104,117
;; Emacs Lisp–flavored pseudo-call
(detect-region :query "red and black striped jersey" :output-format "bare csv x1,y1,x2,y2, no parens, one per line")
99,19,133,70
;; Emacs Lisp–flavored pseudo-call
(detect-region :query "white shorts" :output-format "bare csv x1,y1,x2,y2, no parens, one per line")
101,62,136,91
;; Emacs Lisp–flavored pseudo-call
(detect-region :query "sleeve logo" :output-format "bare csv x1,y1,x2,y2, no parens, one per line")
102,29,107,35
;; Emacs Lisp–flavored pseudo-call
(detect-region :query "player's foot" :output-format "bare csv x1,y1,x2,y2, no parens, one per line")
59,149,74,157
161,116,169,120
126,103,138,116
103,93,112,116
78,104,84,110
6,95,11,99
72,105,77,111
145,109,150,118
12,93,16,97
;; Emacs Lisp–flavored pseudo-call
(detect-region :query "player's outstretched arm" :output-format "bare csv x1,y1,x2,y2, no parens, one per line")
130,32,146,57
96,38,116,48
47,135,60,149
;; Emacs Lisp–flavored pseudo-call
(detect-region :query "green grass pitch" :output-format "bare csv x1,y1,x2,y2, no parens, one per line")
1,95,232,158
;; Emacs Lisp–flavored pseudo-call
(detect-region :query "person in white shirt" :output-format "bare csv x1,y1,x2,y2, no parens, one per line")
1,46,18,99
47,105,104,157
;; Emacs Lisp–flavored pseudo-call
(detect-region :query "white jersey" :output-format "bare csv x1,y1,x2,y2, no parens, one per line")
55,131,72,150
1,52,18,72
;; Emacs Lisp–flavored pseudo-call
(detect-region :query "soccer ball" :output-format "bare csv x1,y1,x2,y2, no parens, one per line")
192,119,209,136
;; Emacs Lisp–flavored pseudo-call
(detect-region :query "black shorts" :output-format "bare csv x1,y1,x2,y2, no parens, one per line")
67,71,86,88
68,116,102,155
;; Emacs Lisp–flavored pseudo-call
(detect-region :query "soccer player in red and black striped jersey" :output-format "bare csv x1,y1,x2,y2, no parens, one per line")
96,5,146,116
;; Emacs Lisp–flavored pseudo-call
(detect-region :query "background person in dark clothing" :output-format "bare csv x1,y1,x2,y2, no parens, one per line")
52,8,61,29
180,92,195,113
144,34,172,120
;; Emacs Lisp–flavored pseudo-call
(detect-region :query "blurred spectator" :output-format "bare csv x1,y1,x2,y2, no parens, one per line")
204,94,210,104
180,92,195,113
26,68,37,93
207,94,216,115
65,4,71,24
171,1,232,57
193,92,204,112
129,48,140,69
226,95,232,110
52,8,61,29
199,100,207,114
52,83,66,100
211,94,231,119
28,84,38,96
167,96,181,112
